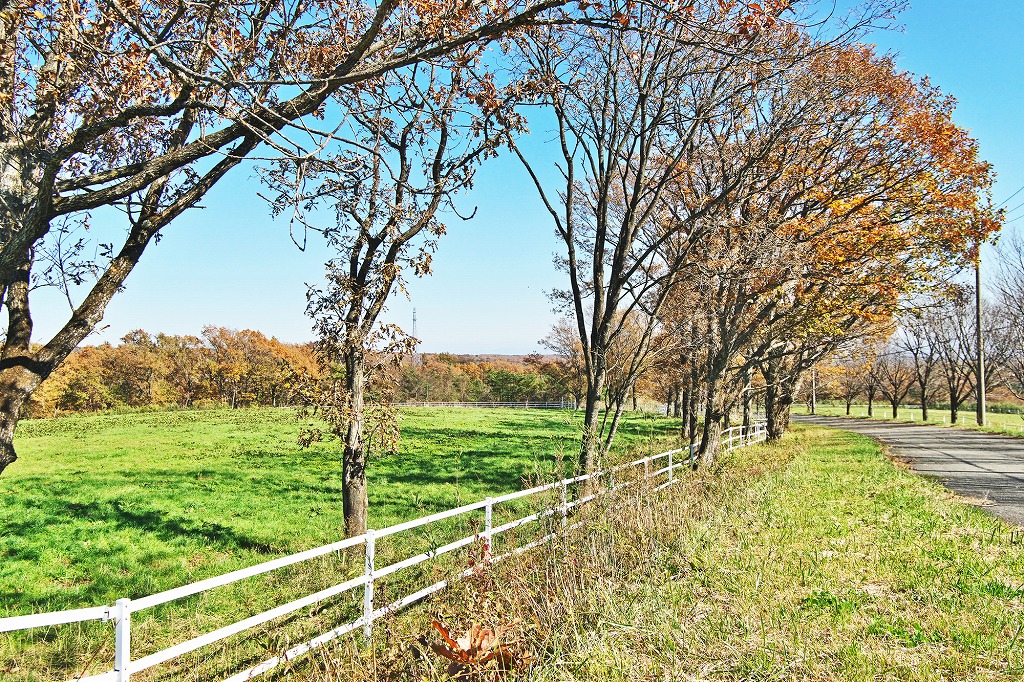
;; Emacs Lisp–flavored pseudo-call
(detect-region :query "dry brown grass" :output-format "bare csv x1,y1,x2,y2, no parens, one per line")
268,441,793,681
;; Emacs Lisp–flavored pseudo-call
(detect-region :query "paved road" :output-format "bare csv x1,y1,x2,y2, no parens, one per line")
794,415,1024,526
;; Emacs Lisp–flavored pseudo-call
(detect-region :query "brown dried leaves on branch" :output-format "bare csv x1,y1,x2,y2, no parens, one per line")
427,620,532,679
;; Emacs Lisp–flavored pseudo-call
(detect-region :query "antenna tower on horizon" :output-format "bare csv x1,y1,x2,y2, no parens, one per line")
412,308,421,366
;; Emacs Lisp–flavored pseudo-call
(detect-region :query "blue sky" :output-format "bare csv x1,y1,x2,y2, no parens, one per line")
32,0,1024,354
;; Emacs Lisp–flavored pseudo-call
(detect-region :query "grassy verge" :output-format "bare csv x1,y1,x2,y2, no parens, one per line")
538,424,1024,680
0,406,678,680
316,423,1024,681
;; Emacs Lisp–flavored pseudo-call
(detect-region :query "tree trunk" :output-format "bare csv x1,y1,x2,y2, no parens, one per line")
810,370,816,415
602,402,625,454
687,370,699,453
764,382,782,441
920,383,929,421
742,387,752,435
679,382,690,432
0,365,45,474
343,350,368,537
891,400,898,419
949,381,959,423
845,398,852,416
763,367,799,442
867,388,875,417
699,408,723,468
698,375,725,467
579,366,606,479
765,388,793,441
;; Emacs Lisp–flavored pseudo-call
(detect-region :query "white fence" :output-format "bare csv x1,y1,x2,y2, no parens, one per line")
397,401,570,409
1,423,768,682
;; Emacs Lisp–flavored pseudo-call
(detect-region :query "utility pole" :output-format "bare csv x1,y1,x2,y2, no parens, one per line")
811,368,817,415
976,250,986,426
412,308,421,367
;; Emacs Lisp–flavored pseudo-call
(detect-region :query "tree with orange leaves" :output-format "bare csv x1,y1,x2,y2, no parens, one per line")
742,43,1001,441
648,34,1000,457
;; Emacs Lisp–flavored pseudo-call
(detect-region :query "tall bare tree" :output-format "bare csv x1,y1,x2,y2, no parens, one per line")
874,346,914,418
898,305,942,419
924,294,975,423
264,61,516,535
510,0,811,474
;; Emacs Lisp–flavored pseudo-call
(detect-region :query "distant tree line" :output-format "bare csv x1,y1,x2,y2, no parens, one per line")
28,334,588,418
398,354,579,405
29,328,319,417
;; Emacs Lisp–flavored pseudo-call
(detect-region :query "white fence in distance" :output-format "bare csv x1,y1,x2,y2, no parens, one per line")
397,401,571,409
1,422,769,682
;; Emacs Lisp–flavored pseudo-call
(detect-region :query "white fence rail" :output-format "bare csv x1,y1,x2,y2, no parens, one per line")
1,423,768,682
397,401,570,409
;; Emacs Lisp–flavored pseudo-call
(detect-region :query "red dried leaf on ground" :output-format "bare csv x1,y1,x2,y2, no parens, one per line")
429,620,524,677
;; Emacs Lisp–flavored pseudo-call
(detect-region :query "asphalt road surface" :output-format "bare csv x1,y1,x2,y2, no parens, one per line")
795,415,1024,527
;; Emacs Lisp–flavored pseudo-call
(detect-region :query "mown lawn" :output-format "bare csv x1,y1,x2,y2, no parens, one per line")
2,406,677,615
0,406,678,680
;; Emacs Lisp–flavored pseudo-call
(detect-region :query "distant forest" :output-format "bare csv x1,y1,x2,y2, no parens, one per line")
28,328,581,418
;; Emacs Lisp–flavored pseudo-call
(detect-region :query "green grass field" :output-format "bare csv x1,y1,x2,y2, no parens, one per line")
8,407,1022,681
0,406,679,680
657,424,1024,680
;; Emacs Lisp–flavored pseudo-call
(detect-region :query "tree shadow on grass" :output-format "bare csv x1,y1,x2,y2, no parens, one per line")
0,480,294,609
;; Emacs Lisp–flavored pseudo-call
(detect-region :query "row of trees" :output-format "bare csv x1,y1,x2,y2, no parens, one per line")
520,2,1000,476
815,237,1024,422
1,0,1002,537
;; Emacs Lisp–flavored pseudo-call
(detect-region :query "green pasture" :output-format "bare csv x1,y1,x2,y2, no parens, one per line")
0,406,678,680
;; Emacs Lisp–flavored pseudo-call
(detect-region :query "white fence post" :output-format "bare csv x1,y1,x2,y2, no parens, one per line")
668,450,674,484
363,530,375,639
114,598,132,682
559,483,568,528
484,497,494,552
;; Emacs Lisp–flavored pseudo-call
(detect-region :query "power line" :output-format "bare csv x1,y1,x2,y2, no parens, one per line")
997,183,1024,209
1003,197,1024,217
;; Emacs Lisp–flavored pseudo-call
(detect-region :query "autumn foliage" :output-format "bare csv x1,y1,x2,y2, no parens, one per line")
29,327,319,417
